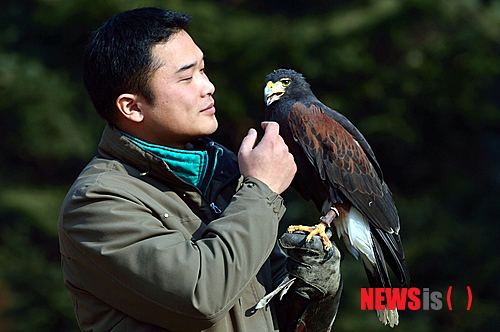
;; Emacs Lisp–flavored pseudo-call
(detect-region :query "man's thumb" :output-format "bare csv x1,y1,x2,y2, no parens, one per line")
238,128,257,155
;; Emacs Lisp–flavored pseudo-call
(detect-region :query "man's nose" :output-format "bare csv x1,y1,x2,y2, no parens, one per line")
201,74,215,96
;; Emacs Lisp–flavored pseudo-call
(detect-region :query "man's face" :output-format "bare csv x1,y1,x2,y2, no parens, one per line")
137,30,217,148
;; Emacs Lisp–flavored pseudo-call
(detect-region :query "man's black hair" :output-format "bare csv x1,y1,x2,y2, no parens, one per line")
83,7,191,124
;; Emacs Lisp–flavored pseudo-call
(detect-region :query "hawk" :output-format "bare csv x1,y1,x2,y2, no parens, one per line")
264,69,410,327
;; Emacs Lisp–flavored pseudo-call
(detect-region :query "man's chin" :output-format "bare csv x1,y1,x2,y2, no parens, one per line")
193,119,218,139
206,118,218,135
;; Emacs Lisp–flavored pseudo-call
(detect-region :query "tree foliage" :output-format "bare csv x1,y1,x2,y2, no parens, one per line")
1,0,499,331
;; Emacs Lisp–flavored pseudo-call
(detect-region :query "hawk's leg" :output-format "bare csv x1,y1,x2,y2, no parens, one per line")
287,207,339,257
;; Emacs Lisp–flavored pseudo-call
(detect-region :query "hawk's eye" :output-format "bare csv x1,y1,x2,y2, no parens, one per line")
281,78,291,86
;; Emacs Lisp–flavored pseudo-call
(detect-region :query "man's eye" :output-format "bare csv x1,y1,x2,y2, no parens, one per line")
181,77,193,82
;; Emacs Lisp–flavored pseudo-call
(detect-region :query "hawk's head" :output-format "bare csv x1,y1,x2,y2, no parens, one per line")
263,69,312,106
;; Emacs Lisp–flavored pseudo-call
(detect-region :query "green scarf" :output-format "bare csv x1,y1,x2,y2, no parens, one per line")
125,134,222,190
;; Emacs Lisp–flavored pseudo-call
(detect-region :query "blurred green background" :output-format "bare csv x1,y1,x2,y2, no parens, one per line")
1,0,499,331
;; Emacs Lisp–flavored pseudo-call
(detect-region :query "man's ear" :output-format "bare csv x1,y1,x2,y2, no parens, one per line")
116,93,144,123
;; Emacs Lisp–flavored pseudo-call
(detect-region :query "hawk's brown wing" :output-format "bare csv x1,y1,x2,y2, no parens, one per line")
288,102,399,234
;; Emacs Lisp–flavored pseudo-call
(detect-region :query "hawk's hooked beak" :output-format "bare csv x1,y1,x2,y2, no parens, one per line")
264,81,286,106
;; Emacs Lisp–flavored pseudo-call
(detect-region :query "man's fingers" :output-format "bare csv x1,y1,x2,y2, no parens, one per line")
238,128,257,155
261,121,280,140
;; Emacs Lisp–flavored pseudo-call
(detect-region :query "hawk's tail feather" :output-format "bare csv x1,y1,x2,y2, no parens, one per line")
361,237,398,327
372,228,411,287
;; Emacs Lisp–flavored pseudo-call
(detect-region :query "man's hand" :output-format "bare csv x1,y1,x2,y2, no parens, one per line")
238,122,297,194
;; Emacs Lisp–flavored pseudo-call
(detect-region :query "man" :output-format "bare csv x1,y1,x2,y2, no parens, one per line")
58,7,341,331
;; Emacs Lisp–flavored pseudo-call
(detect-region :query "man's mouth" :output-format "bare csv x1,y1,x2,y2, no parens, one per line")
200,102,215,113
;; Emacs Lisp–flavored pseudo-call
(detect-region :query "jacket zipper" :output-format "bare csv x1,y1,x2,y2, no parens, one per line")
210,202,222,214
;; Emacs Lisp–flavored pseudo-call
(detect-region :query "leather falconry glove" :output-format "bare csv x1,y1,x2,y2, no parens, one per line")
278,230,343,332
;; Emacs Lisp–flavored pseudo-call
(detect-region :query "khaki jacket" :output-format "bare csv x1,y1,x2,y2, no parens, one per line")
58,126,289,331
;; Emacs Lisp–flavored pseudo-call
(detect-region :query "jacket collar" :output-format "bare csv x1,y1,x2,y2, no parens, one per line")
97,125,165,177
97,125,239,197
123,133,213,189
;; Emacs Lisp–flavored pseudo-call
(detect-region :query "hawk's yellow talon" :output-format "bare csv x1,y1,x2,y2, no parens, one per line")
287,222,332,252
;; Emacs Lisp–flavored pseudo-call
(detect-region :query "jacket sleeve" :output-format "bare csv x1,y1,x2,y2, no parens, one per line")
58,175,285,331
